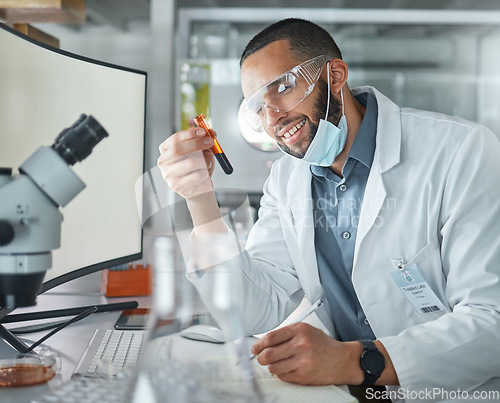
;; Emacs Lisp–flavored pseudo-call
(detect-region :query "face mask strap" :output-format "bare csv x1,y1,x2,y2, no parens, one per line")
325,61,331,121
341,87,345,116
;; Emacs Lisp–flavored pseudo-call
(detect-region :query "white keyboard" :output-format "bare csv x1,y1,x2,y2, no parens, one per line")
73,329,145,377
32,375,131,403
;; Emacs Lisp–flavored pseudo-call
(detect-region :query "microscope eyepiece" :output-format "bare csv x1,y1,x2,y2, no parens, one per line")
51,114,109,166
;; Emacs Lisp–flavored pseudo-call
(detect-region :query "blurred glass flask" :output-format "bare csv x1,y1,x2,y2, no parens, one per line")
187,232,265,400
130,236,198,403
129,235,266,402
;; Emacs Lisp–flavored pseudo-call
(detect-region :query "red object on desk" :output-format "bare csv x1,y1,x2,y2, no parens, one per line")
101,264,152,297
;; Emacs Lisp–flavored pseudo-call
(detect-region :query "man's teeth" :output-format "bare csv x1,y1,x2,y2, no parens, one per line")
283,120,306,139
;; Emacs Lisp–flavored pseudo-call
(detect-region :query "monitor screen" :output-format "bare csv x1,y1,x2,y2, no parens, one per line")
0,23,146,293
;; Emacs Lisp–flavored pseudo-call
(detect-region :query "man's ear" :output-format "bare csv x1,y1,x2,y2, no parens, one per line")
328,59,348,95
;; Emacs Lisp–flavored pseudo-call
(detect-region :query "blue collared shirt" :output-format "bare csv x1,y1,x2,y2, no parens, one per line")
311,92,378,341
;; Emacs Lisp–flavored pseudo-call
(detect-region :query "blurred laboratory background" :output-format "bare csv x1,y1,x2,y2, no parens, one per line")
7,0,500,214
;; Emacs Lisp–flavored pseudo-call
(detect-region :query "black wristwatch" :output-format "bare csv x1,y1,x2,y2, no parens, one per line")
359,339,385,386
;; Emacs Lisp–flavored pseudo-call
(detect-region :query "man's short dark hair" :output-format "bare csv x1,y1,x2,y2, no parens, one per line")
240,18,343,67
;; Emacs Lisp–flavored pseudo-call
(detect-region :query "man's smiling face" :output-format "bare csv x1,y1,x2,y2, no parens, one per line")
241,40,339,158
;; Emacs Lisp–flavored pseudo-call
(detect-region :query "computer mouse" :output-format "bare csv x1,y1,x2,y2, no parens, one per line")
179,324,226,344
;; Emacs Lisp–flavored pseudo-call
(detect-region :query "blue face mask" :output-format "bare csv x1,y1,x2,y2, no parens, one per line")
302,110,347,167
287,63,348,167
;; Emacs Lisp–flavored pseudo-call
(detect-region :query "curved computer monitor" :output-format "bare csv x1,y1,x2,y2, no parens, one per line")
0,23,146,295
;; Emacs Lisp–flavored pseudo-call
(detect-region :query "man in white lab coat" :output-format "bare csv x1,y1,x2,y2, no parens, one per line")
158,18,500,401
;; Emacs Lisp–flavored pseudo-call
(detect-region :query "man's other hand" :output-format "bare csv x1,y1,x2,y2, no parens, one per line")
251,322,365,386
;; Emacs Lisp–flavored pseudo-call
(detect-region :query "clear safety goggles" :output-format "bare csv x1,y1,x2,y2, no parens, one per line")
240,55,330,132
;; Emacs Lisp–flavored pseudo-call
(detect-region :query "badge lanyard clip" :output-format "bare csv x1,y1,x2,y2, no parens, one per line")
393,257,414,282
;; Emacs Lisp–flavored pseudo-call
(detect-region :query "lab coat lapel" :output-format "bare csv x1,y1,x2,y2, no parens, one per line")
352,86,402,265
286,161,322,298
355,167,387,255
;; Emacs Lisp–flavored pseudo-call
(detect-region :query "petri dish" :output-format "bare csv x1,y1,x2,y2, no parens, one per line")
0,353,57,387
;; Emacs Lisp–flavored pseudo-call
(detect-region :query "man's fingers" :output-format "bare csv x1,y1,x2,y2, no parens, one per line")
158,128,213,157
257,339,295,366
159,151,203,173
157,129,216,199
158,128,204,151
203,150,215,176
276,370,303,384
252,326,295,357
168,168,212,197
266,356,299,378
160,152,209,185
169,136,213,158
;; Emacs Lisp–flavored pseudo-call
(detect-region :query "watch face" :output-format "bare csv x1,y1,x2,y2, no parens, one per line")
362,350,385,375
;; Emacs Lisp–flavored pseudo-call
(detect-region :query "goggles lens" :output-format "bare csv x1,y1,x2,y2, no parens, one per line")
241,55,329,132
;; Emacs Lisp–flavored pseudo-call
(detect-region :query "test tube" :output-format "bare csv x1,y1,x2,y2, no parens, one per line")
194,114,233,175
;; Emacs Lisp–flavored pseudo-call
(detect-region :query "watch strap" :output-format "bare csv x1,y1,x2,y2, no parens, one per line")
359,339,385,386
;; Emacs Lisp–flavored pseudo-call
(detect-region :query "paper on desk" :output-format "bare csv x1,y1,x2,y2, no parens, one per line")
201,356,357,403
256,378,357,403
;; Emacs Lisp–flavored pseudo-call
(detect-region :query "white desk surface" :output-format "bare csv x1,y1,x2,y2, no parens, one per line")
0,272,354,403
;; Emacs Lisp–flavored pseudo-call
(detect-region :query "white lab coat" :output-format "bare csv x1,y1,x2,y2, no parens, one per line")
192,86,500,400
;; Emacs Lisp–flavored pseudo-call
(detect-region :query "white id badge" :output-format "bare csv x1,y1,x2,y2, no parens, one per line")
389,263,446,315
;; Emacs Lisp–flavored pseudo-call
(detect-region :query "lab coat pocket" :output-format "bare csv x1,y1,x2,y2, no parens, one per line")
399,237,451,322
